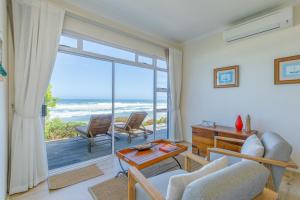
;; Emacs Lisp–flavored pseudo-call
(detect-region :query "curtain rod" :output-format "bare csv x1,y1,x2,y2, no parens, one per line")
65,11,170,50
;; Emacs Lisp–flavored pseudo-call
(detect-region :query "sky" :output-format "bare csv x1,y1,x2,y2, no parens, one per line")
51,53,150,99
50,36,168,100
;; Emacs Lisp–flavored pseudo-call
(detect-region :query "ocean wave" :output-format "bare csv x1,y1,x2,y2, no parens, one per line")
52,102,161,111
49,101,167,120
49,109,155,119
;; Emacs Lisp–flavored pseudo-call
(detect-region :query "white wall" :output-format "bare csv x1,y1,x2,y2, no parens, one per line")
182,6,300,172
49,0,182,57
63,15,167,58
0,0,8,199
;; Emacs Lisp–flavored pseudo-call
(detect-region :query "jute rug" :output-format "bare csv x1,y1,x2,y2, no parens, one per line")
89,155,201,200
48,164,104,190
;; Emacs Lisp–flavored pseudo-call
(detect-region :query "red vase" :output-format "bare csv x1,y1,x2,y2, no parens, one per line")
235,115,243,131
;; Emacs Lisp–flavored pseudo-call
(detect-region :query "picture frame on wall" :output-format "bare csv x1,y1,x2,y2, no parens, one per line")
214,65,239,88
274,55,300,85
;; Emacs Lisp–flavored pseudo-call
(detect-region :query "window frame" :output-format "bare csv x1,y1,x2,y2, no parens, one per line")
59,35,78,49
57,32,169,140
137,53,154,66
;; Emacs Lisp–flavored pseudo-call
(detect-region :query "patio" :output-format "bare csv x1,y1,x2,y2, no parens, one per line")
46,128,168,170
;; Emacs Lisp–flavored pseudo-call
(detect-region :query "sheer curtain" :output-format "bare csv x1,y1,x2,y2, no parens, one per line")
9,0,64,194
168,48,184,142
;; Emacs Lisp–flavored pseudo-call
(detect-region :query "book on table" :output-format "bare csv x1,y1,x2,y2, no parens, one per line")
159,144,178,153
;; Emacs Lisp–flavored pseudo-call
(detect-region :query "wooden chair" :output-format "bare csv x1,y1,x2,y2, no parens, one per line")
207,132,298,192
114,111,152,143
128,152,279,200
75,114,112,152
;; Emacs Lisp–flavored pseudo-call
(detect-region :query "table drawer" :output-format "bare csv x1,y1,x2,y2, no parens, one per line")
217,140,242,152
192,129,216,139
192,135,214,146
218,132,249,140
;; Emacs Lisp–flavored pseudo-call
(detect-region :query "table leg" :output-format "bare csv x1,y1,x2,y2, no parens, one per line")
115,158,128,177
116,156,182,177
172,156,182,169
147,157,183,177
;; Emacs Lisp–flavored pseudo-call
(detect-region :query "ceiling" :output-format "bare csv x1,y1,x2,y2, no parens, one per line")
62,0,299,43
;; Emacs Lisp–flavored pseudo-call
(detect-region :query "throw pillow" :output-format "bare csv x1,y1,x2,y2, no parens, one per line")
165,156,229,200
241,134,264,157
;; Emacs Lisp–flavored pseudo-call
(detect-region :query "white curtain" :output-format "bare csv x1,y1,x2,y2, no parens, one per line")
9,0,64,194
168,48,184,142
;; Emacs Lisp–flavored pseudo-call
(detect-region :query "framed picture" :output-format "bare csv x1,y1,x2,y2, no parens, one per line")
274,55,300,85
214,65,239,88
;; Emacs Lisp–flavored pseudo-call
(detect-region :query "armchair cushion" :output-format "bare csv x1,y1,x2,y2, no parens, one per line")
210,152,241,165
135,169,186,200
166,156,229,200
241,134,264,158
182,160,270,200
261,132,292,191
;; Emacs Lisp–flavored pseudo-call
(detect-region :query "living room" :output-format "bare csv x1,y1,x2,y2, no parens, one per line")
1,0,300,200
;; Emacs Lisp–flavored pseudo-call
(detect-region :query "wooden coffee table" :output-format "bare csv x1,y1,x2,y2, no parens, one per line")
116,139,188,176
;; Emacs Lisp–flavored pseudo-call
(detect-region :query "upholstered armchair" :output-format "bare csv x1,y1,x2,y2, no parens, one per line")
207,132,298,191
128,153,278,200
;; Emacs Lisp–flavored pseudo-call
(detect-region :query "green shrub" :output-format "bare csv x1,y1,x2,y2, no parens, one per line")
157,117,167,124
115,117,128,123
45,116,167,141
45,118,86,141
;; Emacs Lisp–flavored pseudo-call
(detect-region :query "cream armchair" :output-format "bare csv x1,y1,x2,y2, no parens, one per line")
128,152,278,200
208,132,298,191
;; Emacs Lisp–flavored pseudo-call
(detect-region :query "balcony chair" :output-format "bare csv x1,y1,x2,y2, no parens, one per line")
114,111,153,143
128,152,279,200
207,132,298,192
75,114,112,152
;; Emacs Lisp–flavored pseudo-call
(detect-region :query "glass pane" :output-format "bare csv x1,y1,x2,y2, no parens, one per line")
46,52,112,170
83,40,135,61
115,63,154,150
59,36,77,48
155,112,168,139
156,92,167,110
157,71,168,89
157,59,167,69
138,55,153,65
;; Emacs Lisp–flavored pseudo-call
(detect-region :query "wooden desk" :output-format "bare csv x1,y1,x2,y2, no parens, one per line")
192,125,257,156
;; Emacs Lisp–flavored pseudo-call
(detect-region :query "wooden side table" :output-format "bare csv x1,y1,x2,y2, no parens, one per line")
192,124,257,156
116,139,188,176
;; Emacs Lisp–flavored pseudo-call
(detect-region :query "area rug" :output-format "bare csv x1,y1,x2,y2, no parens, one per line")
48,164,104,190
89,155,201,200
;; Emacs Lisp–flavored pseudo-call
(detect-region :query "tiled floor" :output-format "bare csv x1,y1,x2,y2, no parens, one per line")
279,171,300,200
9,144,300,200
9,155,121,200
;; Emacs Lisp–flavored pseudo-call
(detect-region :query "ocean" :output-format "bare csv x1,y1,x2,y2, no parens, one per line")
49,99,167,122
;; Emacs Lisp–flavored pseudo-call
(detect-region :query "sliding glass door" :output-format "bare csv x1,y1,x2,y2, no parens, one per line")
45,52,113,170
114,63,154,151
45,33,169,171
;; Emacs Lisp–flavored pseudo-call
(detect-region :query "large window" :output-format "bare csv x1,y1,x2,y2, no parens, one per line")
83,40,136,61
46,53,113,170
57,33,169,141
45,33,169,170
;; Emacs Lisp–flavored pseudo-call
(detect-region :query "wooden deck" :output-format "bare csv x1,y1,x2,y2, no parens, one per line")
46,129,168,170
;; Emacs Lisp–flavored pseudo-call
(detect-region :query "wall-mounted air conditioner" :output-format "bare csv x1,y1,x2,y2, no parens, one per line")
223,7,293,43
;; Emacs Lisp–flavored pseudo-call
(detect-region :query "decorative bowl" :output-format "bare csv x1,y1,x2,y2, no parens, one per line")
132,143,155,151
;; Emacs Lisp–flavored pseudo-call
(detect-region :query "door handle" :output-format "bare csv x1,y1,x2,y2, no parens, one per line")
42,104,47,117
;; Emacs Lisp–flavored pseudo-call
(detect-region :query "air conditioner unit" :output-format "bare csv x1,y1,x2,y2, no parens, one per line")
223,7,293,43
